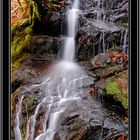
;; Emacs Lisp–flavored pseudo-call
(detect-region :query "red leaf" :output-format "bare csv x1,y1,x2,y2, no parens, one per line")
88,88,96,95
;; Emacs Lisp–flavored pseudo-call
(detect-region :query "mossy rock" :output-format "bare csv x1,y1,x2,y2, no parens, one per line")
94,64,124,78
12,53,31,68
105,70,128,109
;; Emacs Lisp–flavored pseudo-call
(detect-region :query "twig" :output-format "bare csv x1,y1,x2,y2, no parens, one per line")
103,130,118,140
11,6,19,13
25,103,28,125
110,133,124,139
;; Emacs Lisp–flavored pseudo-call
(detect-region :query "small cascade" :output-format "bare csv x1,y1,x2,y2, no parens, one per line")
33,60,93,140
26,98,46,140
96,0,101,21
42,99,53,133
120,29,128,53
120,30,124,48
122,29,128,53
111,1,114,8
14,95,24,140
63,0,80,62
102,31,105,53
99,31,106,53
95,0,106,21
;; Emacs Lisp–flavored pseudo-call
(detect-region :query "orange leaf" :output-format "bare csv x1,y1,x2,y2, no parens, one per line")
118,134,125,140
112,57,116,63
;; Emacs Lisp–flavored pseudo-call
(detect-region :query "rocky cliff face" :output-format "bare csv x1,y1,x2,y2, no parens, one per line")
32,0,128,61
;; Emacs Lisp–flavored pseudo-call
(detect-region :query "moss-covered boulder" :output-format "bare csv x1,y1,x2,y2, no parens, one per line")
88,51,128,110
105,70,128,109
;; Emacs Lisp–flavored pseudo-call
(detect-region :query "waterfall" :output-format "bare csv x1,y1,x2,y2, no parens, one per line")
13,1,94,140
63,0,79,62
32,0,93,140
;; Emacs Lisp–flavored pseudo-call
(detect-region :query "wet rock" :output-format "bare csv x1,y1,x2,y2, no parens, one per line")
11,80,23,93
90,53,111,68
80,50,128,110
31,35,62,55
94,64,124,78
54,93,127,139
87,50,128,72
95,79,106,89
11,66,41,88
76,28,98,61
54,133,61,140
93,69,128,110
79,126,103,140
74,0,128,61
33,0,69,36
44,11,65,36
76,18,124,61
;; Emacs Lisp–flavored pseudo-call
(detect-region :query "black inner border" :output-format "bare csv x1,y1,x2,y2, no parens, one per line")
130,0,138,139
3,0,9,139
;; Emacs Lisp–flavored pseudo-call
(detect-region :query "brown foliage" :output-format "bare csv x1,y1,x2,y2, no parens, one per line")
107,51,128,64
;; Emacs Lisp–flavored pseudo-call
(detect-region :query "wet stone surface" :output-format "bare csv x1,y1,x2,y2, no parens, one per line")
12,81,128,140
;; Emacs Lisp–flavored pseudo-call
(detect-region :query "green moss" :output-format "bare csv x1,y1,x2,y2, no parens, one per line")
112,42,117,49
11,18,30,33
24,26,33,34
106,81,120,94
13,53,31,67
11,0,41,60
11,31,32,58
30,0,41,22
27,95,34,108
105,73,128,109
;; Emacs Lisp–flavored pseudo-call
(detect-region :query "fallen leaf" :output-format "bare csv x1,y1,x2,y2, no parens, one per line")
88,88,96,95
124,117,128,124
118,134,125,140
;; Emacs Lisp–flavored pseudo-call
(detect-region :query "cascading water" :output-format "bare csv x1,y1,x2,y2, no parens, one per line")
34,1,85,139
14,0,92,140
102,31,105,53
120,29,128,53
122,29,128,53
14,95,24,140
63,0,79,62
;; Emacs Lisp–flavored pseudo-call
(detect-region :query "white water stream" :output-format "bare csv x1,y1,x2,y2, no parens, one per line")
14,95,24,140
14,0,94,140
63,0,79,61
